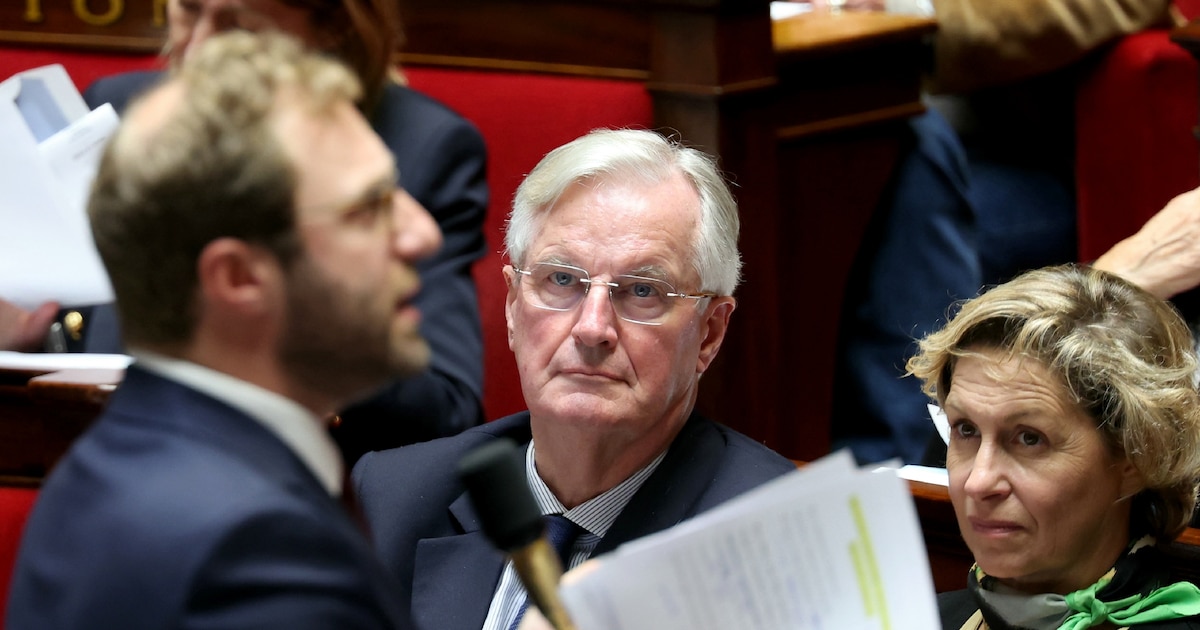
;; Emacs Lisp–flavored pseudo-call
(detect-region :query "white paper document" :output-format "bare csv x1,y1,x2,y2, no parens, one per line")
559,451,940,630
0,351,131,372
0,64,117,310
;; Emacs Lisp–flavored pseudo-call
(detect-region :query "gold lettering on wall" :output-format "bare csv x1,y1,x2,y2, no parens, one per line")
5,0,168,51
73,0,123,26
24,0,43,23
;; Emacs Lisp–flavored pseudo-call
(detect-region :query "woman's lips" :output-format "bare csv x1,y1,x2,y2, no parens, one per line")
968,516,1023,536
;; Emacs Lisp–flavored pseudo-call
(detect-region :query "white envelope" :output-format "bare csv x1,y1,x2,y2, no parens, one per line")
0,64,117,310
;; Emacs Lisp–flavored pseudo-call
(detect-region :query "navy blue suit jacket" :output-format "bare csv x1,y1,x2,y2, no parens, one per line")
353,411,795,630
83,72,489,456
6,364,414,629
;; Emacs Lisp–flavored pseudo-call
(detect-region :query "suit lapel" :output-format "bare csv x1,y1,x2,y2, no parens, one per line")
595,413,721,556
411,492,506,630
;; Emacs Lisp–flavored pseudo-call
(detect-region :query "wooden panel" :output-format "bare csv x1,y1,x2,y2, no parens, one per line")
0,367,120,483
397,0,651,79
690,11,934,460
0,1,166,51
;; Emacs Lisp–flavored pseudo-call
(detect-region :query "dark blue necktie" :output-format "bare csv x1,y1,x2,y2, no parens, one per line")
507,514,580,630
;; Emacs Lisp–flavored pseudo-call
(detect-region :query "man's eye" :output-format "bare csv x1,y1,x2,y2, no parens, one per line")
628,282,659,299
549,272,578,287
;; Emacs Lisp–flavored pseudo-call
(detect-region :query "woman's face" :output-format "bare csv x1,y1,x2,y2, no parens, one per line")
943,349,1143,595
166,0,320,63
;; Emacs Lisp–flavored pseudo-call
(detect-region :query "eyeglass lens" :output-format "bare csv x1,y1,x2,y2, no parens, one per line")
520,263,679,324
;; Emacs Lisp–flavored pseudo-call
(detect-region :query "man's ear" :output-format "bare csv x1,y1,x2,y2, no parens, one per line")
696,297,736,374
503,265,518,351
195,238,282,317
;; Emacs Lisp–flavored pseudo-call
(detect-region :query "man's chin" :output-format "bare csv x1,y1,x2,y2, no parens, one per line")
535,389,628,422
386,339,431,379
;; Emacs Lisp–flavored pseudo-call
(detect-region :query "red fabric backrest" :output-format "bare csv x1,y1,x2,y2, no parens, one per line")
1176,0,1200,21
0,46,159,92
405,67,654,419
1075,29,1200,260
0,487,38,621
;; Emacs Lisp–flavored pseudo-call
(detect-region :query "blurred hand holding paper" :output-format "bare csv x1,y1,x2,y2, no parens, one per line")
0,65,117,310
558,450,940,630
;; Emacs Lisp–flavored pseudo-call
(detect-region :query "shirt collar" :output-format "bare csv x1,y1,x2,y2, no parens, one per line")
132,350,343,497
524,440,666,538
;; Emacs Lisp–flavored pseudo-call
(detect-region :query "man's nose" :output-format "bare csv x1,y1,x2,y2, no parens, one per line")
391,189,442,262
571,282,619,347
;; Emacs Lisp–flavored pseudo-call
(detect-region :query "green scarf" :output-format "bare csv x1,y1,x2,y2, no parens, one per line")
1061,576,1200,629
967,537,1200,630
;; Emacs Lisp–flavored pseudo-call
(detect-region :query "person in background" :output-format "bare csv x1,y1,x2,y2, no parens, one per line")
829,0,1181,464
2,0,489,462
7,32,437,629
908,264,1200,630
353,128,796,630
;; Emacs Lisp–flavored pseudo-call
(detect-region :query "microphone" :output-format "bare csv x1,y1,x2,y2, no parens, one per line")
458,438,578,630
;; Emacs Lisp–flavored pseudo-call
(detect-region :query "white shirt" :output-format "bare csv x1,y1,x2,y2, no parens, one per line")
133,350,343,497
480,441,667,630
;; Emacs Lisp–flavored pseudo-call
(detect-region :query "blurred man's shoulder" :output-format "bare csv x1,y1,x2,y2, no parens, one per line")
84,70,165,113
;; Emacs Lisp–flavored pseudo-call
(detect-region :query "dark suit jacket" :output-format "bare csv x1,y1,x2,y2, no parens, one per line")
5,364,413,629
353,411,796,630
83,72,489,456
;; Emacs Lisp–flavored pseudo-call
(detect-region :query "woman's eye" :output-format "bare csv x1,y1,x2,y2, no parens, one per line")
1017,431,1042,447
951,421,977,439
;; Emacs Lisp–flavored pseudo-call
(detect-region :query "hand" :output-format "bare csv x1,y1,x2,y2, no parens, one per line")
0,299,59,352
516,560,603,630
1094,186,1200,299
516,608,555,630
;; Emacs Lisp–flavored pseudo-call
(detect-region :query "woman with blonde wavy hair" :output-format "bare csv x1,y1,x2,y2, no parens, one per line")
908,264,1200,630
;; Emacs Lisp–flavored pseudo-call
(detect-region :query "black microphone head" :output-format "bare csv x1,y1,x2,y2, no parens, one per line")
458,438,544,552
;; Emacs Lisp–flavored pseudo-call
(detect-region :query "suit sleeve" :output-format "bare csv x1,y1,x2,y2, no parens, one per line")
183,510,408,630
335,101,488,460
928,0,1175,93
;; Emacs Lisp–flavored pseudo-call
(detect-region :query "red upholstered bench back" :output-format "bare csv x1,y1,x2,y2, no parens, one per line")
0,47,158,93
1074,29,1200,260
0,487,38,621
1178,0,1200,20
405,67,653,419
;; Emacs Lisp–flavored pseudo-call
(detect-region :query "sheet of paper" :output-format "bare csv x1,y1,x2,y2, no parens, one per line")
560,453,940,630
0,66,116,309
771,1,813,19
896,465,948,487
0,351,131,372
11,64,89,141
928,404,950,444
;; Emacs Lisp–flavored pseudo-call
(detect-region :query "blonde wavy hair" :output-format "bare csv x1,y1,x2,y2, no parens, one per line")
907,264,1200,540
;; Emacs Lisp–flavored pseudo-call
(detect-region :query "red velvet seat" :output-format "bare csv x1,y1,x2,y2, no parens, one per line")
405,67,653,419
0,487,38,622
1075,3,1200,259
